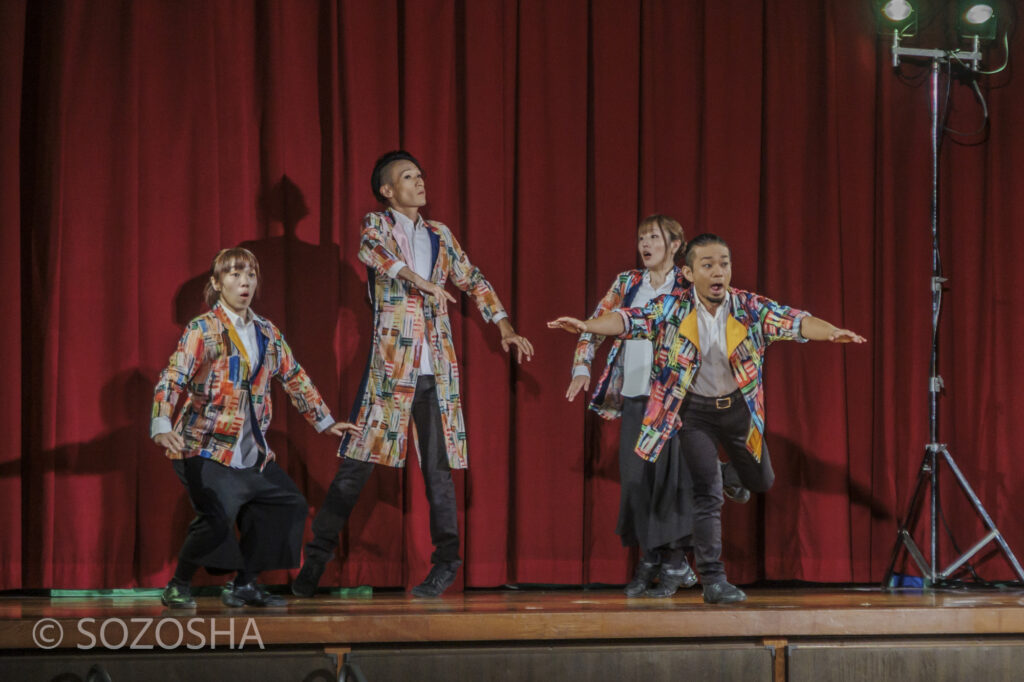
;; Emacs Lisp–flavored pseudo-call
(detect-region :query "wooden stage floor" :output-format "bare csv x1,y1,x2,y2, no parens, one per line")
3,585,1024,650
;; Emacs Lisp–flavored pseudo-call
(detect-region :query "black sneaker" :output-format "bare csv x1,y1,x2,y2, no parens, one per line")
702,581,747,604
721,461,751,504
221,581,287,607
645,562,698,598
291,560,325,598
161,579,196,609
624,561,660,597
410,560,461,598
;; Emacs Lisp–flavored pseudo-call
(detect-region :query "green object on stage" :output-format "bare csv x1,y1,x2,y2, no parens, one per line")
51,589,163,598
330,586,372,598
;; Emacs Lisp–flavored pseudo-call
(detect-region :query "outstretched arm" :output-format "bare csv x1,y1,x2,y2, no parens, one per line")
548,311,626,338
800,316,866,343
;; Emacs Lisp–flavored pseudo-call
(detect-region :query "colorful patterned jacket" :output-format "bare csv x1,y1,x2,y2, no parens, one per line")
340,210,506,468
572,267,686,420
152,303,333,469
617,286,809,463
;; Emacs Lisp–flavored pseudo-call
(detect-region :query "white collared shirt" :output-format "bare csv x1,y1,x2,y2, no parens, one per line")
388,211,437,376
221,307,262,468
620,271,675,398
574,269,674,398
689,294,739,397
385,211,507,376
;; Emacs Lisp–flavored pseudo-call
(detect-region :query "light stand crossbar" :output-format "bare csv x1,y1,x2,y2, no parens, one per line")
881,43,1024,589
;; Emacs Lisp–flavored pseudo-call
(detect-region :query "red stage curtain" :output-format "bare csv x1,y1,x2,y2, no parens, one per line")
6,0,1024,589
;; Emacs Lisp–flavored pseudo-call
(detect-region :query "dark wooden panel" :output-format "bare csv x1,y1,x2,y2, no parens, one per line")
0,650,338,681
789,639,1024,682
348,643,774,682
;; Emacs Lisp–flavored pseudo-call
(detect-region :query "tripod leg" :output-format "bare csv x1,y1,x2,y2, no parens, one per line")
939,447,1024,582
883,449,934,588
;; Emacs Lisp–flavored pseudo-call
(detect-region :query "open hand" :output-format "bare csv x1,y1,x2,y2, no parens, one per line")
327,421,361,437
501,332,535,363
547,317,587,334
829,328,867,344
417,279,457,315
565,375,590,401
154,431,186,454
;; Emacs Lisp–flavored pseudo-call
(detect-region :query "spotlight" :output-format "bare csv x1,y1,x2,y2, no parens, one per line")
958,2,996,40
876,0,917,36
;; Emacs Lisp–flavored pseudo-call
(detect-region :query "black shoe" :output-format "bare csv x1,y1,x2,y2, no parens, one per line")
410,560,461,598
221,581,287,607
624,561,660,597
721,461,751,504
161,579,196,609
291,560,325,598
645,562,698,598
702,581,747,604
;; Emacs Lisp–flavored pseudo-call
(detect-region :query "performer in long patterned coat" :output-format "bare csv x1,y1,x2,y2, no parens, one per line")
293,150,533,599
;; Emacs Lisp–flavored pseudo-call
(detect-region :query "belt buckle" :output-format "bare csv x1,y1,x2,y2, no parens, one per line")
715,396,732,409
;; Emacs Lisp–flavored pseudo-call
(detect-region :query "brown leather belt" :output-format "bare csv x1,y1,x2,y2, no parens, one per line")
685,390,742,410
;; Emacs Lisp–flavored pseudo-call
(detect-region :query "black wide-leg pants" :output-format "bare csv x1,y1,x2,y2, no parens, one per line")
173,457,308,574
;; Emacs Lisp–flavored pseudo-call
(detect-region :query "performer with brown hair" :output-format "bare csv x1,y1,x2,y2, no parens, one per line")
152,247,357,609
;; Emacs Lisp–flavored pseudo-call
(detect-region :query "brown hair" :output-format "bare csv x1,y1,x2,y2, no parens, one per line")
202,247,261,308
638,214,686,265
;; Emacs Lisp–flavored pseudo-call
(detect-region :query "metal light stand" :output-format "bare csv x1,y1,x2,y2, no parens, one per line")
882,36,1024,589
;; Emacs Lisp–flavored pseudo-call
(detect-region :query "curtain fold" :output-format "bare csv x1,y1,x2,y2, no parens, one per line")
7,0,1024,589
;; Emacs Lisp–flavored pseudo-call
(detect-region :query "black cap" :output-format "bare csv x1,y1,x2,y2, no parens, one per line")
370,150,422,203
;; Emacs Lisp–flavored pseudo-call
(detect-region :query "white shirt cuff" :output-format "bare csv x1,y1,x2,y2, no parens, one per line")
387,260,408,279
572,366,591,378
492,312,508,324
150,417,173,439
314,415,336,433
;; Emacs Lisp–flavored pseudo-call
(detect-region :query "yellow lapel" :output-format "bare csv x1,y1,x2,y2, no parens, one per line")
679,310,700,352
215,306,251,369
726,314,746,358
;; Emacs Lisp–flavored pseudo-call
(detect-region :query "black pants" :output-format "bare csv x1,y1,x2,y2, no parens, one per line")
616,396,693,555
305,376,460,566
677,390,774,585
173,458,308,574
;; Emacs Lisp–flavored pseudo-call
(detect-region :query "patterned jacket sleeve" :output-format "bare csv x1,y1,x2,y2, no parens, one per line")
271,328,334,432
617,294,668,342
152,322,206,422
438,222,506,323
358,212,405,277
571,274,627,376
750,292,810,344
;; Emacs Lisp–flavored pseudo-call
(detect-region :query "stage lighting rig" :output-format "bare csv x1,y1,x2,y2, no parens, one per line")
876,0,991,69
874,1,1024,589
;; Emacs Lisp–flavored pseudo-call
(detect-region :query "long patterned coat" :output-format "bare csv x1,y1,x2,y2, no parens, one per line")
340,210,506,468
617,286,809,463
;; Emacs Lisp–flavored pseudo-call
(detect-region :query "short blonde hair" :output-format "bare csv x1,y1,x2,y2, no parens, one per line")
202,247,261,308
638,214,686,265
